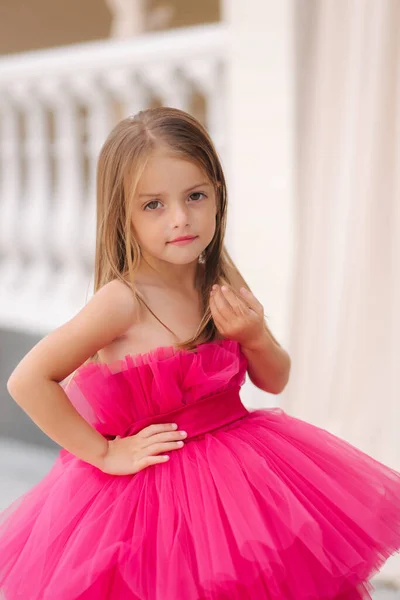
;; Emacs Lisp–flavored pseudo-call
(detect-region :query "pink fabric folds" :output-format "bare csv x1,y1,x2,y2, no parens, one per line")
103,386,249,441
0,339,399,599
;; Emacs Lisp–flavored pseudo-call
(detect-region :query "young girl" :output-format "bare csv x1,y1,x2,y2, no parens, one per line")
0,107,399,600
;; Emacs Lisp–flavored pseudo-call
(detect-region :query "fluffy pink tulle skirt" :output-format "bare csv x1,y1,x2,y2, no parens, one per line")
0,404,400,599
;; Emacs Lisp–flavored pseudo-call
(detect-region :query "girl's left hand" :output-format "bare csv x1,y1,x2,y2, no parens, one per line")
209,284,266,350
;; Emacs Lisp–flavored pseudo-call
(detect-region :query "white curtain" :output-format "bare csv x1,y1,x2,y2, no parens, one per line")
284,0,400,580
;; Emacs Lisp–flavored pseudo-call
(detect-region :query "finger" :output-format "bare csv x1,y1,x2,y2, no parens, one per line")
141,430,187,448
221,285,249,316
211,286,234,319
239,288,264,314
145,441,184,456
137,423,178,439
210,293,229,329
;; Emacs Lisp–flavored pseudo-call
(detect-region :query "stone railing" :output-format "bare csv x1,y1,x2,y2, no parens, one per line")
0,23,227,335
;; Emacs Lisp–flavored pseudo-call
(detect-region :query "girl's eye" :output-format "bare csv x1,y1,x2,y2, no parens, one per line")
189,192,206,201
144,200,162,211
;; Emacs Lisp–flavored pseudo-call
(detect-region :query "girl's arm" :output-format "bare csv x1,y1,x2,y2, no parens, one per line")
240,326,291,394
7,279,137,468
209,284,291,394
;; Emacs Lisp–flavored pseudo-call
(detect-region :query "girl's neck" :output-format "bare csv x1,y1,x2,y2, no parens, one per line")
137,256,201,292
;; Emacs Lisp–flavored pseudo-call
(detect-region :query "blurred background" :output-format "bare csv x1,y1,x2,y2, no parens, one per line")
0,0,399,593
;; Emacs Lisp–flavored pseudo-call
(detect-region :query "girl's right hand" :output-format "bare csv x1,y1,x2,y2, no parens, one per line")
99,423,187,475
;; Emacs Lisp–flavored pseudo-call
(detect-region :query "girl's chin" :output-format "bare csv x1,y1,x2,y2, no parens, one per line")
141,245,205,266
142,254,200,267
165,258,200,266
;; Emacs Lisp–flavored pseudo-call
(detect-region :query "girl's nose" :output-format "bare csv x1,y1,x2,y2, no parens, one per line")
171,203,189,227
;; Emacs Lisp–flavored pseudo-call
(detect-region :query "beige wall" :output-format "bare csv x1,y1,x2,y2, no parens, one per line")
0,0,220,56
160,0,219,29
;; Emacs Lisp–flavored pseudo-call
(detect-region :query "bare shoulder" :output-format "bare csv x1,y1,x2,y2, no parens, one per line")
7,278,138,392
90,278,137,316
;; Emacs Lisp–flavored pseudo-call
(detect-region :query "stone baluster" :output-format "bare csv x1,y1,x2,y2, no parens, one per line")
105,67,151,119
10,84,54,317
139,64,191,112
41,81,88,323
187,58,226,161
0,96,22,304
72,77,114,292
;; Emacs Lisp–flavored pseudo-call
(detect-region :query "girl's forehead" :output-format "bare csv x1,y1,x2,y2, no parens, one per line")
137,151,210,193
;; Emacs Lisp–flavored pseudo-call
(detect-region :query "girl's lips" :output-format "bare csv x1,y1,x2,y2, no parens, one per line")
168,236,198,246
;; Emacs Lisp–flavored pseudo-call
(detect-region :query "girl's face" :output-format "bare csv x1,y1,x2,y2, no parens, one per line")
131,147,217,266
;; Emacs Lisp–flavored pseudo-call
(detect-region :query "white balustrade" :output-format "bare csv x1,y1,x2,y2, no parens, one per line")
0,23,227,335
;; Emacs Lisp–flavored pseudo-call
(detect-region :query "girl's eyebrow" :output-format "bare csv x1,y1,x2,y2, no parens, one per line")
138,181,210,198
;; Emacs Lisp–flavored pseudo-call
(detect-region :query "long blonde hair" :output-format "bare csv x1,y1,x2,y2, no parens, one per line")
90,107,250,360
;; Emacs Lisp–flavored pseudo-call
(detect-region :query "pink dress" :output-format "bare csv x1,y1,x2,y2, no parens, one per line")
0,339,400,599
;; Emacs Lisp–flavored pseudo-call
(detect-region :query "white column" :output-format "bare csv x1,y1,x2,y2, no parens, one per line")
221,0,295,408
106,0,147,37
105,0,173,37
